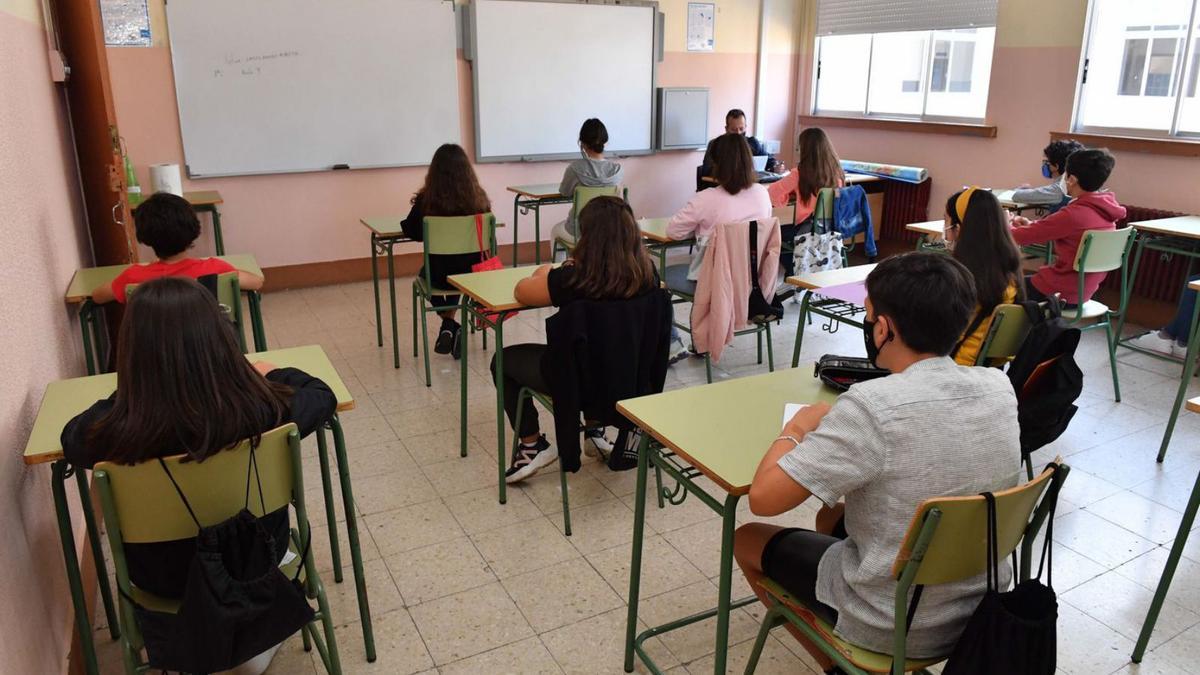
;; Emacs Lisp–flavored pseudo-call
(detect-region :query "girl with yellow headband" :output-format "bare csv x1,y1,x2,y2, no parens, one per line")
944,187,1026,366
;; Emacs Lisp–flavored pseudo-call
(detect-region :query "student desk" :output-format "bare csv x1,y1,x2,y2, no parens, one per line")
23,345,376,672
65,253,267,374
638,217,694,276
787,264,877,367
618,368,840,675
360,217,412,368
448,265,546,502
906,219,946,251
1153,276,1200,463
1115,217,1200,372
508,184,573,267
1135,395,1200,661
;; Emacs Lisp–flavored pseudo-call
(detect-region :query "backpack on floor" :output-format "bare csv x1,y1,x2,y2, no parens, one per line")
1006,299,1083,461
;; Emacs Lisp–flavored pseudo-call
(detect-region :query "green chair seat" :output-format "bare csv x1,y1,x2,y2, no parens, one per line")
759,580,943,674
413,276,459,298
1073,299,1111,321
1065,226,1135,401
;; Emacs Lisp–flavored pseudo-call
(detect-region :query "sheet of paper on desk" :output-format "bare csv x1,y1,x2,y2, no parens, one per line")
783,403,810,427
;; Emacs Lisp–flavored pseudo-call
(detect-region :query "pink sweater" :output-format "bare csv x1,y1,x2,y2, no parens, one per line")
1010,191,1126,303
666,184,772,242
692,218,782,362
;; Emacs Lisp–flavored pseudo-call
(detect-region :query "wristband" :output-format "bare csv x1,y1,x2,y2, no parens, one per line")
775,435,802,449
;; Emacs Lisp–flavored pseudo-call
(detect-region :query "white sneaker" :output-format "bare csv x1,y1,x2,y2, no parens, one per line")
583,427,613,457
504,436,557,484
1171,340,1190,359
1130,331,1178,357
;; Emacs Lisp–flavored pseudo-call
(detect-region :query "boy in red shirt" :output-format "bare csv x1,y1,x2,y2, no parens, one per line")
1010,148,1126,305
92,192,263,303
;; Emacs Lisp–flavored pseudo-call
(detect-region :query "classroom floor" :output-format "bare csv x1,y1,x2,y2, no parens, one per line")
90,267,1200,675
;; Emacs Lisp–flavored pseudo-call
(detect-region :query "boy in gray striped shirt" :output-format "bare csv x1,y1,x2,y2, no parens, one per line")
735,253,1021,671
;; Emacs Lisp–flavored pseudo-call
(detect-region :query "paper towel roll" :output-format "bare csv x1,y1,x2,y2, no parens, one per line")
149,163,184,196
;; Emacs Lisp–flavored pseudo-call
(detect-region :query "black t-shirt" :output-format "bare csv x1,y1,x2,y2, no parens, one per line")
60,367,337,598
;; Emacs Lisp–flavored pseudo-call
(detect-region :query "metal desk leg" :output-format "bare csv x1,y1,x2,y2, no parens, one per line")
52,461,99,675
495,316,507,504
712,493,741,675
460,300,470,458
315,427,342,581
371,235,382,347
512,194,522,267
387,241,400,369
1113,234,1146,347
210,206,225,256
623,434,652,672
248,291,267,352
74,469,118,640
534,203,542,265
1133,463,1200,661
792,291,813,368
1158,296,1200,462
79,300,98,376
328,415,376,662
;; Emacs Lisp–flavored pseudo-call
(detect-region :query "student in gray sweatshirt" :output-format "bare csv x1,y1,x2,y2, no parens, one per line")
1011,139,1085,213
552,118,624,246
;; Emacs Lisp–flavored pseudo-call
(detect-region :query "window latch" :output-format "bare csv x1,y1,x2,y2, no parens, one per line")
1081,57,1089,84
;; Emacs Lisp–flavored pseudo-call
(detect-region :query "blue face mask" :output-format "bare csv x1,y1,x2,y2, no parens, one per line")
1041,161,1053,179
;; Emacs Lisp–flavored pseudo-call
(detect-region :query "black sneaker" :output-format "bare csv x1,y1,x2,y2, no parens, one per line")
434,320,459,355
505,435,557,484
668,338,691,366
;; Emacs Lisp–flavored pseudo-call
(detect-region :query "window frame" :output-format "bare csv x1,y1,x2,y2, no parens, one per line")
810,27,996,124
1071,0,1200,140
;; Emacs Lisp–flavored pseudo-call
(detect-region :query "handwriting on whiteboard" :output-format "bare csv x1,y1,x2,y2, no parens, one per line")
212,50,301,78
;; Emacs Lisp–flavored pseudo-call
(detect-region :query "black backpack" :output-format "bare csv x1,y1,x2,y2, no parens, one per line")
1006,299,1083,460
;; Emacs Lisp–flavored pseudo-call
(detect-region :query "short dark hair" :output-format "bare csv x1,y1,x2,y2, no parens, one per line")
132,192,200,259
1065,148,1116,192
709,133,756,195
579,118,609,154
865,252,976,356
725,109,746,123
1042,139,1085,174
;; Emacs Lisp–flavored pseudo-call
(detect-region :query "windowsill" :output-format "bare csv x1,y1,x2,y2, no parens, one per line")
1050,131,1200,157
799,115,997,138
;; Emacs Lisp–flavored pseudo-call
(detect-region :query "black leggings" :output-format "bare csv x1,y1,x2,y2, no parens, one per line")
1023,274,1077,308
490,343,549,439
761,524,847,626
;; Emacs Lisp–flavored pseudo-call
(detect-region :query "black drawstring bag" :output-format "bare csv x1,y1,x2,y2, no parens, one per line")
942,473,1060,675
128,447,314,673
748,220,785,323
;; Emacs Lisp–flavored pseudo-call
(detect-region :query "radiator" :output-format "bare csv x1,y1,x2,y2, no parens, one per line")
876,179,932,244
1102,205,1190,303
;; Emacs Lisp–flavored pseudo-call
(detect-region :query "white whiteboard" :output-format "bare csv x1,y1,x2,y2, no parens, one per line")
166,0,461,177
471,0,657,161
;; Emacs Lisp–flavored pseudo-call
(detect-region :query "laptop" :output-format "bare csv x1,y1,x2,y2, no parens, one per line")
752,155,769,172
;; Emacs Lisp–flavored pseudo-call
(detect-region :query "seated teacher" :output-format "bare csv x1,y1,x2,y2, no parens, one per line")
701,108,783,179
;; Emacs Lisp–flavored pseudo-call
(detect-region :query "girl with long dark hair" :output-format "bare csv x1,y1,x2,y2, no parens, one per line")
944,188,1025,365
401,143,494,358
493,196,658,482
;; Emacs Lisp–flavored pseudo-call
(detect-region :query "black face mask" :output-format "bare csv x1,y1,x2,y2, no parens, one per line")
862,317,891,367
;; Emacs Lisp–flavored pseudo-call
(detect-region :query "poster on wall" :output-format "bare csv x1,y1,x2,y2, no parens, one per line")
101,0,151,46
687,2,715,52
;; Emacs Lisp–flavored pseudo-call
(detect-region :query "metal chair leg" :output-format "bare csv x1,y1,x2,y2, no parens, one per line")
559,464,572,536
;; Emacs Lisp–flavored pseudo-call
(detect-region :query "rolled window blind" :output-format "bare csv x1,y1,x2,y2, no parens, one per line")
817,0,998,36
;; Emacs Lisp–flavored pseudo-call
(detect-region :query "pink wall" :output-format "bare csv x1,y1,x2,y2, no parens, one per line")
0,4,95,673
106,4,793,269
795,2,1200,217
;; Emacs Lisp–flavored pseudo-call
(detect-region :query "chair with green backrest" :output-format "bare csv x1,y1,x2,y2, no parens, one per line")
973,303,1033,367
1062,226,1135,402
551,185,626,261
127,272,247,352
412,213,497,386
745,461,1068,675
94,424,342,675
663,219,778,384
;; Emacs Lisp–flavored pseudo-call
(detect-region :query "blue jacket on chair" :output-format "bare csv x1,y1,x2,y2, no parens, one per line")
830,184,877,258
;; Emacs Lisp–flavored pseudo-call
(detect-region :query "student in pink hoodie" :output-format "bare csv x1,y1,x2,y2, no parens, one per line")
1010,148,1126,305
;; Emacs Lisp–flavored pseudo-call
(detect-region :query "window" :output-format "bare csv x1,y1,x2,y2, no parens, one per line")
813,27,996,122
1075,0,1200,137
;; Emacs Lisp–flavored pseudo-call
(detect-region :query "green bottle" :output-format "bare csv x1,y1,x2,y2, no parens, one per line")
124,153,141,203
